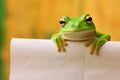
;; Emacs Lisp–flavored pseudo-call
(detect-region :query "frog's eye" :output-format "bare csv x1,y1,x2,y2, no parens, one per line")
86,15,93,24
59,17,66,27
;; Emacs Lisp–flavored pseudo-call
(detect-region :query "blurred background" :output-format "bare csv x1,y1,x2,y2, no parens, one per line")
0,0,120,79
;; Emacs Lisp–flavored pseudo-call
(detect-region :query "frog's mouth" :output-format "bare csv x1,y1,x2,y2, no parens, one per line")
61,29,95,41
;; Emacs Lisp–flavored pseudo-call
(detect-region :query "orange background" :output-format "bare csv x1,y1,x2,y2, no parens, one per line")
2,0,120,79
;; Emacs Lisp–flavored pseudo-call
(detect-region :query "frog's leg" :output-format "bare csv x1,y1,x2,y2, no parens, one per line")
95,33,110,55
95,39,107,55
91,31,111,55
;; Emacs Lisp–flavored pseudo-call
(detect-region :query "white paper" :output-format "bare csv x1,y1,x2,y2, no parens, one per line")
84,42,120,80
10,38,120,80
10,38,85,80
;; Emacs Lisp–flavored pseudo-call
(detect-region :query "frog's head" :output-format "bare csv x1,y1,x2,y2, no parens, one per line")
59,14,96,40
59,14,95,32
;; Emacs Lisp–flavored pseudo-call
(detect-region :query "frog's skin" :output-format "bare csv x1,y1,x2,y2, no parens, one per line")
51,14,111,55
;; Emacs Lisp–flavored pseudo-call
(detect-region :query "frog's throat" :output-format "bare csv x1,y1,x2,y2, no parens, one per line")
61,29,95,41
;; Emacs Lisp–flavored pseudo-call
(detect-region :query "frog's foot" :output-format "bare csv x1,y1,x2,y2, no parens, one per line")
51,34,68,52
85,39,94,47
90,38,107,55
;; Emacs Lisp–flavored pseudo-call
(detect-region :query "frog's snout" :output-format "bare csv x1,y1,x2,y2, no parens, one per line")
72,23,80,27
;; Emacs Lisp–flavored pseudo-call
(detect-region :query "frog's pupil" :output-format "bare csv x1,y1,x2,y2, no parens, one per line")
86,17,92,21
59,20,65,24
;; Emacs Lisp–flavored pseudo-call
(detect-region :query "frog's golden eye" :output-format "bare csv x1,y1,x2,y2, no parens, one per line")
59,17,66,27
86,15,93,24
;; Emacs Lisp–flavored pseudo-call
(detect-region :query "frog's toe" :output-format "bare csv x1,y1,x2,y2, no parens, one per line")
61,38,68,46
57,44,61,52
90,39,97,55
63,41,68,46
58,36,66,52
90,46,96,55
85,39,94,47
85,42,90,47
51,37,61,52
95,39,107,55
54,38,62,52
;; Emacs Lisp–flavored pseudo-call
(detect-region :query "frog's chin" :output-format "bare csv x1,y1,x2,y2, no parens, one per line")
61,29,95,41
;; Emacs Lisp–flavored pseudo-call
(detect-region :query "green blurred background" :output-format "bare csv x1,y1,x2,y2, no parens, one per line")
0,0,120,80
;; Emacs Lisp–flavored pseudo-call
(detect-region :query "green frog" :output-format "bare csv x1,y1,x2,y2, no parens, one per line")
51,14,111,55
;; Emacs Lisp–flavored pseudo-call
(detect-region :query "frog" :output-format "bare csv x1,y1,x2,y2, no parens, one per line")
51,14,111,55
